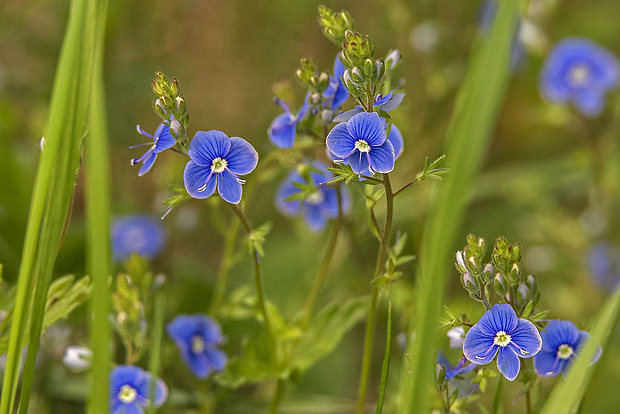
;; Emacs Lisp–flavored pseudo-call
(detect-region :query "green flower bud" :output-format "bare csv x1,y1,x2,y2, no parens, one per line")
175,96,186,114
482,263,494,281
494,273,507,296
462,272,477,291
154,98,169,119
170,78,180,98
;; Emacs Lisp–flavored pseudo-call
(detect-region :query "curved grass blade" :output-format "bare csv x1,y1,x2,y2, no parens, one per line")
375,301,392,414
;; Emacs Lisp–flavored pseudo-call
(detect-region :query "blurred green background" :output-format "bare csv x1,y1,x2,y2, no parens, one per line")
1,0,620,412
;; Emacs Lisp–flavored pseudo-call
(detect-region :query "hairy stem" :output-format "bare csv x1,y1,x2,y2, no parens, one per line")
356,173,394,414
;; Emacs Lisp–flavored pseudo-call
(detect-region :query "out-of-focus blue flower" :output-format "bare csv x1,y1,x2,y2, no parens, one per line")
533,320,601,378
131,123,176,176
167,314,227,379
326,112,395,175
112,215,166,261
268,93,311,148
437,353,476,379
275,161,350,232
539,38,620,117
323,53,349,111
463,304,542,381
110,365,167,414
333,90,405,122
183,130,258,204
588,243,620,290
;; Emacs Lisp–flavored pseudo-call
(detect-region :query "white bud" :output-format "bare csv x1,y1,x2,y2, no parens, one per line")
447,326,465,349
63,346,93,371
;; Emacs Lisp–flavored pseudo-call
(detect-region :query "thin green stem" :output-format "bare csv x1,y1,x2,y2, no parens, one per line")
445,386,451,413
375,302,392,414
299,188,343,329
492,376,504,414
209,217,240,315
268,378,286,414
356,173,394,414
227,203,276,355
148,290,166,414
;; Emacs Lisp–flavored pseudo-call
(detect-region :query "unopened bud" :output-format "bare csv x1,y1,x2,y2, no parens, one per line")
175,96,186,113
321,109,334,122
456,251,467,273
462,272,477,291
385,49,401,70
517,283,529,302
170,78,180,97
311,93,321,104
170,119,182,138
154,98,169,119
494,273,507,296
482,263,494,281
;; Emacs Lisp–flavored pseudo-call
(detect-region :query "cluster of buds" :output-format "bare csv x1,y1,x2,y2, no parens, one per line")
152,72,190,147
317,5,355,47
455,234,494,307
296,58,331,99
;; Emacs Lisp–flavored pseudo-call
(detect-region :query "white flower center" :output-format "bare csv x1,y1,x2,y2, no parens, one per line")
306,190,324,206
494,331,512,347
191,335,206,354
211,157,228,173
354,140,371,153
118,384,137,404
557,344,574,360
568,64,590,87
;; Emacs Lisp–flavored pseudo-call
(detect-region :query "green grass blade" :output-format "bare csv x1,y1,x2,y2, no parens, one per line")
540,288,620,414
375,301,392,414
0,0,99,412
148,290,166,414
400,1,521,413
86,1,111,412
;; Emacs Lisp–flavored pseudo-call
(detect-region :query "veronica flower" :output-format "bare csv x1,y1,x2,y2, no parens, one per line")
275,162,350,232
183,130,258,204
333,90,405,122
323,53,349,111
539,38,620,117
326,112,395,175
588,242,620,290
463,304,542,381
533,320,601,378
437,353,476,380
110,365,167,414
112,214,166,261
268,93,311,148
130,123,176,176
167,314,227,378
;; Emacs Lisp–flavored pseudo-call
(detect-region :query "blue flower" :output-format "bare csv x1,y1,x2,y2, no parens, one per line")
131,123,176,176
588,243,620,290
326,112,395,175
183,130,258,204
437,353,476,380
463,304,542,381
110,365,167,414
540,38,620,117
268,93,311,148
533,320,601,378
112,215,166,261
275,162,350,232
167,314,227,378
333,90,405,122
323,53,349,111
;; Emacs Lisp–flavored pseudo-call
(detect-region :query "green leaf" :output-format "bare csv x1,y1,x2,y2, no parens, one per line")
401,1,520,412
291,296,369,373
540,288,620,414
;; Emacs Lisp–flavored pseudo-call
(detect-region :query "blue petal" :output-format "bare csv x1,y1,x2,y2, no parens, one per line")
346,112,386,147
374,91,393,106
377,93,405,112
333,107,363,122
348,151,370,175
574,90,605,117
304,205,327,232
138,152,157,176
268,112,297,148
227,137,258,175
332,85,350,110
154,124,176,153
217,170,243,204
112,215,166,261
204,348,228,371
533,349,561,377
120,403,144,414
541,320,579,352
576,330,602,364
186,350,212,378
198,315,224,344
184,161,216,199
388,124,404,159
368,140,395,173
510,318,542,358
189,130,231,166
497,347,520,381
326,123,356,158
463,324,497,365
477,304,518,336
275,177,302,216
167,314,200,345
320,187,340,218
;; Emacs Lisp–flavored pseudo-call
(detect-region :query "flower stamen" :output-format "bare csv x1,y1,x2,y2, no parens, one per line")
211,157,228,173
354,140,371,153
557,344,574,360
118,385,138,404
192,336,206,354
493,331,512,347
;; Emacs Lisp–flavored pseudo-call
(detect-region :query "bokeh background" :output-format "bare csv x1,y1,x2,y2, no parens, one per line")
1,0,620,412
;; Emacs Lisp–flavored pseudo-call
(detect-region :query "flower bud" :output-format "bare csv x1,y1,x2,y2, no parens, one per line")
374,59,384,81
154,97,169,119
462,272,477,291
494,273,507,296
517,283,529,302
321,109,334,122
385,49,401,70
351,67,363,82
311,93,321,104
170,78,180,97
482,263,494,281
175,96,186,114
63,346,93,371
526,275,536,291
456,251,467,273
170,119,182,138
363,58,375,78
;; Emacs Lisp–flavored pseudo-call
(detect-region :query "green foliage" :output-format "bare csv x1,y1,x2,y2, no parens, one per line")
0,275,92,355
317,5,355,47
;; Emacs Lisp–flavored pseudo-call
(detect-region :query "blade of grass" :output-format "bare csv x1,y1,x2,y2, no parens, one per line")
400,1,521,413
1,0,100,412
375,301,392,414
540,288,620,414
86,1,111,412
148,290,166,414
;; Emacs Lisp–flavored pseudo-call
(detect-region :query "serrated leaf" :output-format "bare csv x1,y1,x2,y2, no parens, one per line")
291,296,369,373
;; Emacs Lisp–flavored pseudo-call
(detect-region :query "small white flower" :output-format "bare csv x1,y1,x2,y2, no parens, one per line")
63,346,92,371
